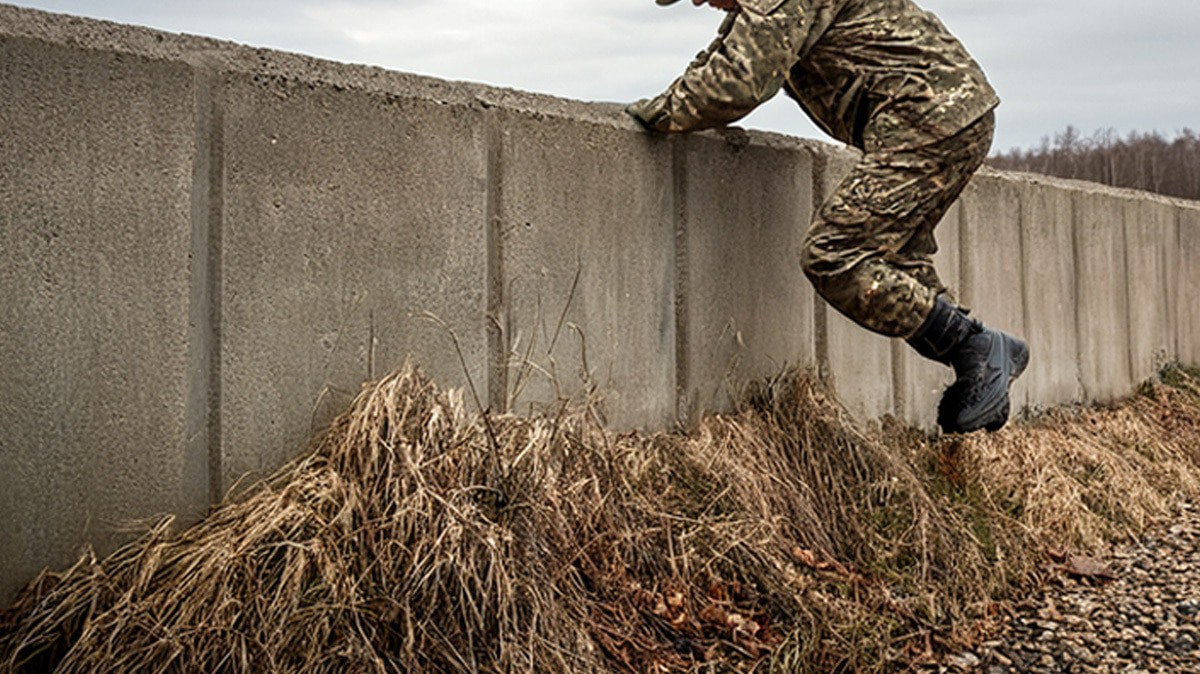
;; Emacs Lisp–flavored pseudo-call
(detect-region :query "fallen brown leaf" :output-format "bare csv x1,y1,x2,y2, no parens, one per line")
1063,555,1117,581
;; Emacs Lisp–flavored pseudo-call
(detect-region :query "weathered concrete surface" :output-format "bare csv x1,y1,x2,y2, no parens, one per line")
1123,200,1179,383
814,146,895,422
1019,180,1084,408
493,106,675,429
894,202,962,428
216,68,490,493
1073,191,1133,402
959,172,1030,409
0,31,204,601
677,131,817,421
1181,207,1200,368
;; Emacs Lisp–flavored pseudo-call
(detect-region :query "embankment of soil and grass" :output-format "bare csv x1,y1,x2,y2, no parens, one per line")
4,364,1200,673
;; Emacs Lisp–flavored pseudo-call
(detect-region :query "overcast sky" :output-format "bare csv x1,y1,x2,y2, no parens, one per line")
10,0,1199,153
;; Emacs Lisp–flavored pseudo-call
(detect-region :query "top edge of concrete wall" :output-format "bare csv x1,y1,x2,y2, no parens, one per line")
0,2,832,157
3,1,1194,214
976,166,1200,210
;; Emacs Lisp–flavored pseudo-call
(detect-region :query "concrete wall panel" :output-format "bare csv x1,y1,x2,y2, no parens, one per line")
218,72,490,491
1124,200,1179,382
894,202,962,428
0,35,202,601
678,133,816,420
1181,207,1200,367
814,146,895,421
960,173,1029,410
494,109,675,430
1073,191,1132,402
1020,181,1084,409
825,308,895,423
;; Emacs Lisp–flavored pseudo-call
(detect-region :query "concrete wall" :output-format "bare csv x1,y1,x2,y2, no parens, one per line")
2,3,1198,601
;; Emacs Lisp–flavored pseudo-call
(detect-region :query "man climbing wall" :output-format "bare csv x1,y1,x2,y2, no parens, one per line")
628,0,1029,433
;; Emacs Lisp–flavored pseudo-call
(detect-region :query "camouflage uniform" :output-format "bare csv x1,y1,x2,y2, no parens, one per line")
629,0,999,337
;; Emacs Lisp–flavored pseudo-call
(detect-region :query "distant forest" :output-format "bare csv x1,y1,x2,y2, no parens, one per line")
988,127,1200,202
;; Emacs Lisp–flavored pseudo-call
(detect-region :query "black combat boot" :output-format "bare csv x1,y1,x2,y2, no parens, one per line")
908,295,1030,433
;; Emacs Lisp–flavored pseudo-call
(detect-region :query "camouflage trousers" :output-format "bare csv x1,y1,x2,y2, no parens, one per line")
800,111,995,338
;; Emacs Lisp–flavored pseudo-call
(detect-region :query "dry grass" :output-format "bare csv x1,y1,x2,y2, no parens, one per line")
3,364,1200,673
953,367,1200,549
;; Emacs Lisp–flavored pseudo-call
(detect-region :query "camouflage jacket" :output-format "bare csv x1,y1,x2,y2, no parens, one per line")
629,0,999,152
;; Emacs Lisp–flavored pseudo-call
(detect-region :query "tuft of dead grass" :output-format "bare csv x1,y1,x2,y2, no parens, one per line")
3,363,1200,673
953,365,1200,550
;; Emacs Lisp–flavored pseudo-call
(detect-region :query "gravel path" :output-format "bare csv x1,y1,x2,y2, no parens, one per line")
940,502,1200,673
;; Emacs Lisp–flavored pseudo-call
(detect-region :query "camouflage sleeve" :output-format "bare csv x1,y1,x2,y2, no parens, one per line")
628,0,802,133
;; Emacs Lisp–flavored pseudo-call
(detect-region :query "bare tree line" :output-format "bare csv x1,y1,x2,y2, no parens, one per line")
988,127,1200,202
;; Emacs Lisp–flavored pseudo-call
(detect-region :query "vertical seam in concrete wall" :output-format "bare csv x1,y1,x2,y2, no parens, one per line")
484,110,508,412
1175,208,1183,363
814,300,829,380
1017,188,1030,349
205,65,226,506
811,152,829,374
1121,202,1136,384
672,138,691,425
890,341,906,419
958,196,972,310
1070,193,1088,400
183,54,225,506
1015,187,1031,413
185,59,214,513
1168,208,1180,362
